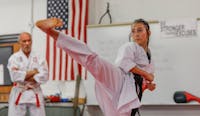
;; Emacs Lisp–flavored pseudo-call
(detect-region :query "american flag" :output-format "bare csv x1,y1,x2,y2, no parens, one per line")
46,0,89,80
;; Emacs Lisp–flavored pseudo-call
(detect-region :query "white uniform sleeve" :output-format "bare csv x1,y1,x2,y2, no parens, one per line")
33,58,48,84
115,43,137,73
7,55,26,82
115,42,149,73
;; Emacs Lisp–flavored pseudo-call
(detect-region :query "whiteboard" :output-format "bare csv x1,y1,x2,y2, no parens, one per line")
85,21,200,105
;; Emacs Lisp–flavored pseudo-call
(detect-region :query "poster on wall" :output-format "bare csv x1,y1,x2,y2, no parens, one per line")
160,18,197,38
0,64,4,85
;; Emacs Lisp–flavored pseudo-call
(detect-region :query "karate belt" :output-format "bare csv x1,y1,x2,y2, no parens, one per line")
13,82,40,107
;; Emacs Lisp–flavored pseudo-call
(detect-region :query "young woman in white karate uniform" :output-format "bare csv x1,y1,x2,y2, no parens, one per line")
36,18,156,116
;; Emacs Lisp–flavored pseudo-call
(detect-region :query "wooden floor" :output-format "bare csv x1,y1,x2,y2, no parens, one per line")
84,105,104,116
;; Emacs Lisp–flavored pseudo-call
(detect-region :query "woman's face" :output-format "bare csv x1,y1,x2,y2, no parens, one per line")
131,22,150,47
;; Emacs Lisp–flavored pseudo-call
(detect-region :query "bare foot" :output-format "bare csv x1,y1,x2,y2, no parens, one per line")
36,18,63,33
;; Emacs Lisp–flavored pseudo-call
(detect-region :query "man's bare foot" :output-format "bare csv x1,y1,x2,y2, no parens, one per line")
36,18,63,33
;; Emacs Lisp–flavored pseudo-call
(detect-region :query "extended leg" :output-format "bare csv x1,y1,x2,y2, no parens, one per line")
36,18,123,93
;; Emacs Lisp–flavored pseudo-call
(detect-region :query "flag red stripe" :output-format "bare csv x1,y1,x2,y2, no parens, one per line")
46,35,50,68
71,59,75,80
77,0,83,76
53,40,57,80
65,30,69,80
65,54,68,80
78,0,83,40
59,49,62,80
78,64,82,76
83,0,89,79
71,0,76,37
70,0,76,80
84,0,89,44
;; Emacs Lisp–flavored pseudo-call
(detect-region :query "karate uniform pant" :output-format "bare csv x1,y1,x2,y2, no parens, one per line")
8,103,45,116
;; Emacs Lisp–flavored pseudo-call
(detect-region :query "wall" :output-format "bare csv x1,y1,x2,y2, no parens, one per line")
1,0,200,33
89,0,200,24
0,0,47,57
1,0,200,36
0,0,31,35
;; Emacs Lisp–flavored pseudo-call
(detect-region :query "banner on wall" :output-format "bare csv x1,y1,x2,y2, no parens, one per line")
160,18,197,38
0,64,4,85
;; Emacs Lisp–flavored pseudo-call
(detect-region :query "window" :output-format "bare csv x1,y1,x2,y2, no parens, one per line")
0,34,20,85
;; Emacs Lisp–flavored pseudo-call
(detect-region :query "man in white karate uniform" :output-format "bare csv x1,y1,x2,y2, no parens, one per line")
7,32,48,116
